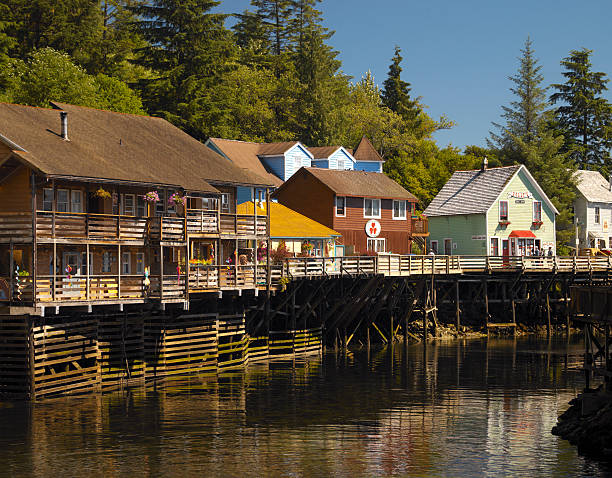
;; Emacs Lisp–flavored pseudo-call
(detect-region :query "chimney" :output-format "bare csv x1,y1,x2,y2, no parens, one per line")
481,156,488,172
60,111,69,141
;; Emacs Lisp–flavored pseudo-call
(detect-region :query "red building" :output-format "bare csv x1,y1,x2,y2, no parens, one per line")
272,168,427,255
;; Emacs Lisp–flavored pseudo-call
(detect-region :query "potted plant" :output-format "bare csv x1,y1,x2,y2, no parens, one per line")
95,187,111,199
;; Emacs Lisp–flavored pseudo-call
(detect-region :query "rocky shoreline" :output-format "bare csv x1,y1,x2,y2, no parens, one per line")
552,388,612,459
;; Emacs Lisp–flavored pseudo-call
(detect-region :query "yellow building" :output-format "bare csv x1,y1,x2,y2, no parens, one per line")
237,201,341,257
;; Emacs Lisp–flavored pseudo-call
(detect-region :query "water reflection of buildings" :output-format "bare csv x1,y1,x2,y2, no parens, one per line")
0,338,594,478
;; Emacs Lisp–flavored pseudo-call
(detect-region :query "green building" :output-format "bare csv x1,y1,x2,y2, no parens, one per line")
423,163,558,256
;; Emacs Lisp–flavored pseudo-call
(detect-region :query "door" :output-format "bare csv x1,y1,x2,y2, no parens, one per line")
444,239,452,256
502,239,509,265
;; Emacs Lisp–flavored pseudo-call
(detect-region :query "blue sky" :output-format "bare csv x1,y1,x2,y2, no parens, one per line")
217,0,612,150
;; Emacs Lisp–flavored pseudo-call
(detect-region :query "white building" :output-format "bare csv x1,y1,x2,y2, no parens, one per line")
573,170,612,250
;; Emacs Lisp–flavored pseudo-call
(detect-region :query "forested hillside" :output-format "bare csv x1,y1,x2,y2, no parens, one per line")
0,1,610,251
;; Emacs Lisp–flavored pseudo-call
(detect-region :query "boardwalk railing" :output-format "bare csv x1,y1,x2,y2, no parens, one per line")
3,254,612,306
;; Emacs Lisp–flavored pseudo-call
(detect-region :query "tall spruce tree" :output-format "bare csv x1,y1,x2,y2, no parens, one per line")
291,0,346,145
489,37,548,159
381,46,422,127
550,48,612,171
3,0,103,66
250,0,293,56
129,0,235,138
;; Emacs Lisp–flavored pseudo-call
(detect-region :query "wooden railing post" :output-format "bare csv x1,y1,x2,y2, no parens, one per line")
446,255,450,274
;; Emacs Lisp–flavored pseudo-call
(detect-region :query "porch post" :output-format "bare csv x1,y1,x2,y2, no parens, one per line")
86,243,90,302
9,239,13,304
51,179,56,239
117,243,121,299
266,188,271,289
31,172,37,302
52,241,56,302
160,244,164,301
235,238,239,288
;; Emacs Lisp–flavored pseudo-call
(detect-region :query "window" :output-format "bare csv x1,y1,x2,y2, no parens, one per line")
43,188,53,211
102,252,112,273
137,195,146,217
221,193,230,213
80,252,93,275
444,238,453,255
63,252,80,275
533,201,542,222
393,200,406,219
336,196,346,217
490,237,499,256
57,189,69,212
599,239,606,250
499,200,509,221
155,190,165,216
367,238,386,252
430,240,438,254
71,190,83,213
121,252,131,274
122,194,135,216
364,198,381,218
337,158,344,170
595,206,600,224
407,201,413,216
136,253,145,274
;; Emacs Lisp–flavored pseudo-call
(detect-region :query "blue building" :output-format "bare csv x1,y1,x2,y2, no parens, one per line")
205,136,386,204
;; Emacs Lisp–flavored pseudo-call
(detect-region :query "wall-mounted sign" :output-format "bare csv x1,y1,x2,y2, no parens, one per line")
515,199,525,204
604,220,609,232
365,219,381,238
471,235,486,240
508,191,533,199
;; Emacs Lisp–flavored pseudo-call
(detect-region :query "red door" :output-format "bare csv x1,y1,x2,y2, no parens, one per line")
502,239,509,266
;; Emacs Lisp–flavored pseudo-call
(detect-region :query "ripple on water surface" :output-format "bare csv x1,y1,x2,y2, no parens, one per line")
0,336,610,478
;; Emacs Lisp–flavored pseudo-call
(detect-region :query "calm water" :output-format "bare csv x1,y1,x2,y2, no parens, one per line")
0,336,610,478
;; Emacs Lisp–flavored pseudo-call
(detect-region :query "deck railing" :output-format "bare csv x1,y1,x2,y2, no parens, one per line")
220,213,267,236
36,212,148,242
3,254,612,305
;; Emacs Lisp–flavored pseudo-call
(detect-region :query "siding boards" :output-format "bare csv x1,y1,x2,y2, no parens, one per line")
0,165,31,213
274,175,334,228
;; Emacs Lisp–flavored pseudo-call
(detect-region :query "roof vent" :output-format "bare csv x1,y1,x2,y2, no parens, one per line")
59,111,69,141
481,157,488,172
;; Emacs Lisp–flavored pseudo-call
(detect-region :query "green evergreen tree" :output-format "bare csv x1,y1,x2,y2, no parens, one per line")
129,0,235,138
3,0,103,66
550,48,612,171
381,46,422,127
489,37,548,159
250,0,293,56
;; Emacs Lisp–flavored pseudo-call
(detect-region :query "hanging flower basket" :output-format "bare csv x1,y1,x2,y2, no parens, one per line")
143,191,160,203
95,187,111,199
168,192,186,207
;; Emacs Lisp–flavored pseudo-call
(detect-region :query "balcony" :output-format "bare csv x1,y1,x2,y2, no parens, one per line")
35,212,148,242
411,217,429,236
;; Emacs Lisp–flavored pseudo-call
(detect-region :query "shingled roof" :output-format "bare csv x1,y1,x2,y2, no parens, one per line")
353,136,385,162
423,164,559,217
574,170,612,203
0,102,273,193
274,167,417,201
308,146,342,159
237,201,340,239
206,138,310,187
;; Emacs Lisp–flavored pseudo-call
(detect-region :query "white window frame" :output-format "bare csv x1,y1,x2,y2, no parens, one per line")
121,193,136,216
335,196,346,217
121,252,131,275
135,252,145,274
43,188,53,211
499,200,509,221
57,189,69,212
430,240,438,254
63,252,80,275
80,252,93,275
393,200,407,220
363,198,381,219
71,190,83,213
221,193,230,213
533,201,542,222
595,206,600,224
367,238,386,253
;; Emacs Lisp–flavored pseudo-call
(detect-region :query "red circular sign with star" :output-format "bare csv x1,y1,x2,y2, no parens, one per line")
365,219,381,238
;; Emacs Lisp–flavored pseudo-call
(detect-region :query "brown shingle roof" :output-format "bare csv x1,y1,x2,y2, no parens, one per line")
353,136,385,162
274,167,417,201
207,138,291,186
0,102,273,193
308,146,341,159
